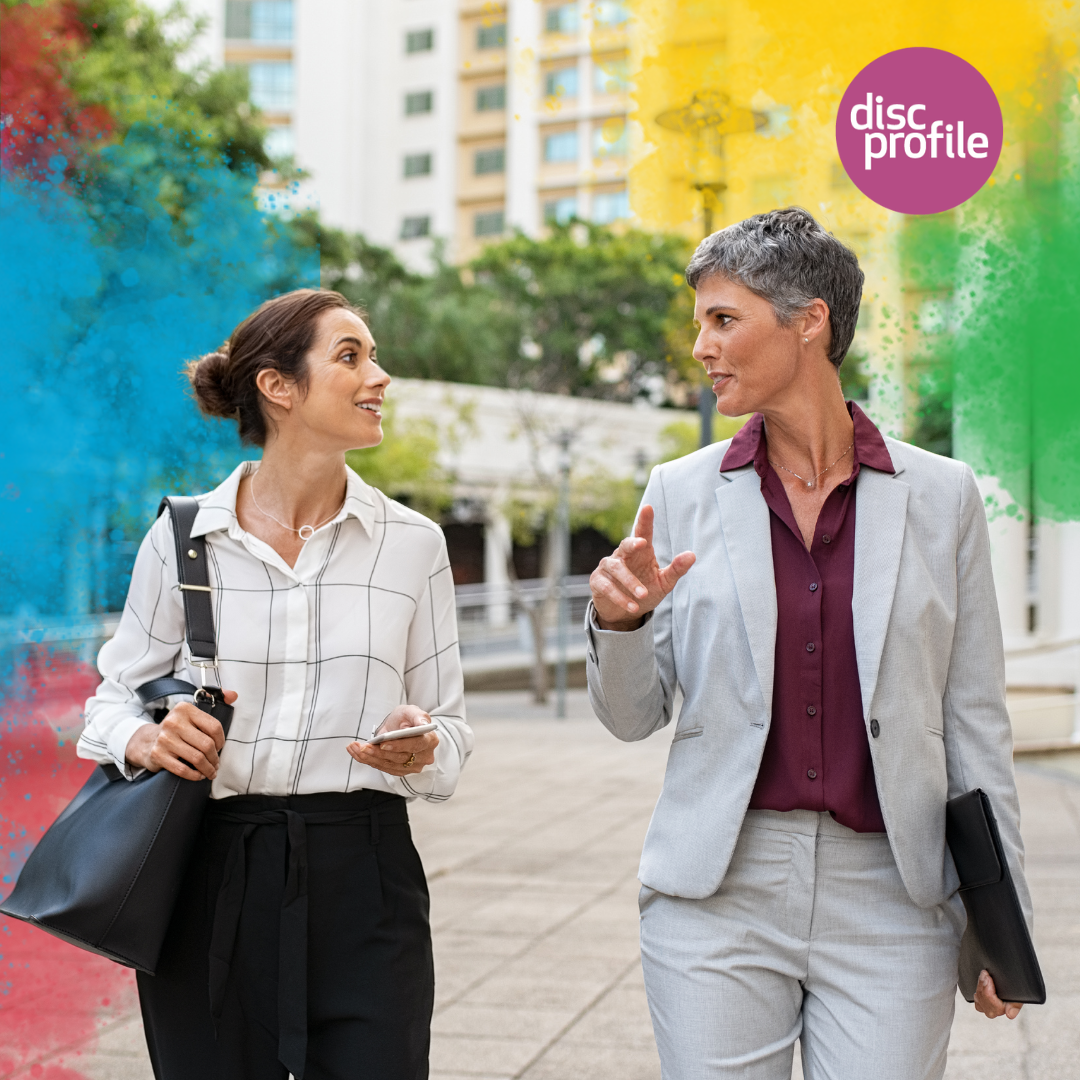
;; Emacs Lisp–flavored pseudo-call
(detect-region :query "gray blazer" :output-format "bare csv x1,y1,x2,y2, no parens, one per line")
586,436,1031,922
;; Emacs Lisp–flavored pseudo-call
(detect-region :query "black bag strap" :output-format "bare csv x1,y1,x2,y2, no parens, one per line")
158,496,217,663
136,677,198,704
130,497,234,738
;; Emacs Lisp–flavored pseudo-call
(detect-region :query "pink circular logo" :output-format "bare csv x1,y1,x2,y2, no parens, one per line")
836,48,1003,215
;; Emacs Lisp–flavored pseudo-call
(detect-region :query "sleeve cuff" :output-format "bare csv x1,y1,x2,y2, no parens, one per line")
584,601,654,666
106,714,154,780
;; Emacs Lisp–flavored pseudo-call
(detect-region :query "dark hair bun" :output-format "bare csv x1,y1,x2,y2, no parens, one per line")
187,348,237,419
184,290,362,446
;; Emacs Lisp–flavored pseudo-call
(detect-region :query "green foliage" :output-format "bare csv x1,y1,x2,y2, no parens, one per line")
839,347,870,402
71,0,270,172
345,401,454,520
308,217,695,400
310,216,519,386
910,370,953,458
502,473,642,550
658,413,751,462
570,473,642,544
470,222,694,398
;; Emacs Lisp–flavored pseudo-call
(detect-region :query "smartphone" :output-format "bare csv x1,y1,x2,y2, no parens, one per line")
369,721,438,745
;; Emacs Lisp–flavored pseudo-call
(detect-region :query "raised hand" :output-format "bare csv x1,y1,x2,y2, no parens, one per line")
589,505,696,631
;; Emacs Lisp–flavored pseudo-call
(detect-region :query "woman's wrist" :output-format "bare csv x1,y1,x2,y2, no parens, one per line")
595,612,646,632
124,722,160,769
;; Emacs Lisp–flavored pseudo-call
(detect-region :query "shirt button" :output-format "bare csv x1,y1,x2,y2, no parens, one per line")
807,769,817,779
870,719,880,738
821,534,831,544
809,582,819,592
807,706,817,716
806,642,815,652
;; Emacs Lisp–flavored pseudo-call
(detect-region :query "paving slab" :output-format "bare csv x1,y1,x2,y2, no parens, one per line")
5,690,1078,1080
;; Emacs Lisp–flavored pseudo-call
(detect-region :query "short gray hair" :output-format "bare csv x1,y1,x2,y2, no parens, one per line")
685,207,864,367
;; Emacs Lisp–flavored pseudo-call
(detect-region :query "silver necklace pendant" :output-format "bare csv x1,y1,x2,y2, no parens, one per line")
250,472,345,541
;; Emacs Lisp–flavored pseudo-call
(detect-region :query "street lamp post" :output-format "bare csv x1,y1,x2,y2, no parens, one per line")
656,91,766,451
554,430,572,719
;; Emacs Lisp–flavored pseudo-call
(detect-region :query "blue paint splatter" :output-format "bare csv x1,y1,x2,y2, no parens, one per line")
0,124,318,622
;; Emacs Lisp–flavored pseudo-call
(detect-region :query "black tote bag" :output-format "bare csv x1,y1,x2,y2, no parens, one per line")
0,497,233,974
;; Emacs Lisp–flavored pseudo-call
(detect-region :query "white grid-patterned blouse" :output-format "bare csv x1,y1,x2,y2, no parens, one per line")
77,462,473,801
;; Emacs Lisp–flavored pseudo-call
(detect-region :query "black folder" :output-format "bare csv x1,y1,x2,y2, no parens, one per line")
945,788,1046,1004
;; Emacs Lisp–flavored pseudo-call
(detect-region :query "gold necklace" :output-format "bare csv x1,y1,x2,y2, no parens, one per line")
769,441,854,490
249,473,345,541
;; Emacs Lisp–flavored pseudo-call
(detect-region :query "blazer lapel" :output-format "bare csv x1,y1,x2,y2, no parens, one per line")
852,467,910,719
715,471,777,715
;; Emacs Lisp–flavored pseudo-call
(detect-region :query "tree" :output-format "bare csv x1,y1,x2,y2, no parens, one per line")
0,0,111,173
311,218,519,386
308,216,697,402
2,0,272,192
1,0,316,618
344,399,459,521
470,222,694,400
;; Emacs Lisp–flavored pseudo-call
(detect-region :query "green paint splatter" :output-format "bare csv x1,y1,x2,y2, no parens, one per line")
904,69,1080,522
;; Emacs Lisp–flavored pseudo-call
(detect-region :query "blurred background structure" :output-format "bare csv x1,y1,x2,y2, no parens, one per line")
0,0,1076,720
1,1,1079,1076
171,0,633,264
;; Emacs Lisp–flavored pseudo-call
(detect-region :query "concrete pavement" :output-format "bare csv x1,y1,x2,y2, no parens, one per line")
5,690,1079,1079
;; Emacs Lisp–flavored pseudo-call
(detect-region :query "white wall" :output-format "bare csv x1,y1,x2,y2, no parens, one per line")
387,379,677,492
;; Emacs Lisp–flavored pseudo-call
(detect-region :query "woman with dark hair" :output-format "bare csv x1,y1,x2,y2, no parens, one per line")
586,208,1029,1079
77,288,472,1080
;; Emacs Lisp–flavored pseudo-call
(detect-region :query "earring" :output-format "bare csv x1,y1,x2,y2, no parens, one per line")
804,337,809,343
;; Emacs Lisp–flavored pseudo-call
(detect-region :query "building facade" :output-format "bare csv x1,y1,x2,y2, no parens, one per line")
455,0,631,260
161,0,630,265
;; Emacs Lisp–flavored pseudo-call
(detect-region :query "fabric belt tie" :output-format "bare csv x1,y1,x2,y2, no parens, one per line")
205,795,408,1079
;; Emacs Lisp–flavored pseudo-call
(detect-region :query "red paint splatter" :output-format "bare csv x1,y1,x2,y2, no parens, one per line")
0,0,111,174
2,648,138,1077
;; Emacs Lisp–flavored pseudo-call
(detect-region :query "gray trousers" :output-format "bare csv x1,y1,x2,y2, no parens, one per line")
639,809,965,1080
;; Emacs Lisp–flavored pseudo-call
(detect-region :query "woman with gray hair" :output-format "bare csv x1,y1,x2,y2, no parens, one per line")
586,207,1029,1079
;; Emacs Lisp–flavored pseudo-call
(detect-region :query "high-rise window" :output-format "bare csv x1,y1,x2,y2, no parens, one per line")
405,91,434,115
544,196,578,224
545,3,579,34
545,67,579,99
406,28,434,53
404,153,432,178
247,62,294,109
474,147,506,175
544,130,578,163
225,1,293,41
594,58,629,94
476,23,506,49
476,85,506,111
474,210,505,237
592,189,630,223
401,216,431,239
593,118,628,158
593,1,630,26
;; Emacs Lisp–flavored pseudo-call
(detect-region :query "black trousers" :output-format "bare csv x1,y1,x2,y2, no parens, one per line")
137,789,433,1080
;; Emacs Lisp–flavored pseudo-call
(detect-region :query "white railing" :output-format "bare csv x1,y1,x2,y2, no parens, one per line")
453,576,592,669
0,579,597,675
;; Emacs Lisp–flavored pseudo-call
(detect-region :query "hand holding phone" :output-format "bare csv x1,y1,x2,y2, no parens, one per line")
369,721,437,744
346,704,440,777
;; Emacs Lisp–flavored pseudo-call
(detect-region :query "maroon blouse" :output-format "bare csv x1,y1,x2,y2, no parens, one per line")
721,402,895,833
